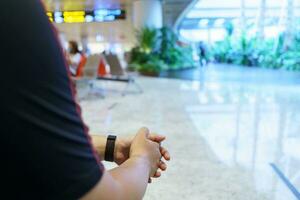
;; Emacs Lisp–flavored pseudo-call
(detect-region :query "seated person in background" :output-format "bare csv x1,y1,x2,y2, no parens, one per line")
67,40,83,76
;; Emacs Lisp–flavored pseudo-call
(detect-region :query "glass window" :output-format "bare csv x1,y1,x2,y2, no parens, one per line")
178,0,300,43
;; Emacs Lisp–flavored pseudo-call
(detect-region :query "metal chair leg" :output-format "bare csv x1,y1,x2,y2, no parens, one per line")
134,81,143,93
88,80,105,98
121,80,143,96
121,82,131,96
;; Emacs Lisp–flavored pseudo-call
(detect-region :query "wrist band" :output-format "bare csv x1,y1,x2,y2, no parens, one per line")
104,135,117,162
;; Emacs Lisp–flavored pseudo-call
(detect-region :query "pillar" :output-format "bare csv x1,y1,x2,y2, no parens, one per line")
80,34,89,55
132,0,163,29
240,0,246,34
284,0,294,48
256,0,266,39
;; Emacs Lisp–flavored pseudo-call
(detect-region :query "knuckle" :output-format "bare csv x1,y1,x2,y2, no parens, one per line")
140,127,149,132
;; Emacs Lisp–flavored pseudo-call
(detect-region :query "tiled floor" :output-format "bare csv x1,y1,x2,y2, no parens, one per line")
79,65,300,200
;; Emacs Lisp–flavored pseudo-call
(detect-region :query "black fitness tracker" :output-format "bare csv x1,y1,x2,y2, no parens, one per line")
104,135,117,162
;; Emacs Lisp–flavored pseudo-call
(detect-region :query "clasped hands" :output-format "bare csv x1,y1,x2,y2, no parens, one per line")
114,127,170,182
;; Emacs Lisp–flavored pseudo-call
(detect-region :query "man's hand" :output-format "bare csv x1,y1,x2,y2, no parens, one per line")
114,136,133,165
129,128,161,178
84,128,169,200
114,129,170,180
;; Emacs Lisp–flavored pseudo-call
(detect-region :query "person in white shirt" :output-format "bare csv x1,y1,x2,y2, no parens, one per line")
66,40,82,76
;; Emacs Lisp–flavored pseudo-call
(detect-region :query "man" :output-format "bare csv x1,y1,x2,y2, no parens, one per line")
0,1,170,199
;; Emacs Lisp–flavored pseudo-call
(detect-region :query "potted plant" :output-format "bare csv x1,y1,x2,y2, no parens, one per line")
137,55,166,76
128,26,195,76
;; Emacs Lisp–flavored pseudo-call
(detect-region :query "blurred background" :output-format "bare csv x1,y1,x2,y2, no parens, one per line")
42,0,300,199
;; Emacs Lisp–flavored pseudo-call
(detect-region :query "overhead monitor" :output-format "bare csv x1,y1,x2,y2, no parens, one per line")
47,9,126,23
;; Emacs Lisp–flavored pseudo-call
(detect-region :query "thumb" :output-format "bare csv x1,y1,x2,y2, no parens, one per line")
136,127,150,139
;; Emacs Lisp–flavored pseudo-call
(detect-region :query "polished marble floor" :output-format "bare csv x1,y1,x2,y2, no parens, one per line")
78,65,300,200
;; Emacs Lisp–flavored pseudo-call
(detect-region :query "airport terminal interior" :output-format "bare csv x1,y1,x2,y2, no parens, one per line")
29,0,300,199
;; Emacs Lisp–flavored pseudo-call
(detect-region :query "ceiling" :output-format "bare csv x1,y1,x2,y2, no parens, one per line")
42,0,192,11
163,0,195,27
42,0,195,27
43,0,194,46
43,0,134,44
43,0,130,11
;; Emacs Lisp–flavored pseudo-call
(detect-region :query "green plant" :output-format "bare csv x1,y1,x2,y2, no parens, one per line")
137,56,167,75
224,21,234,37
136,27,159,53
211,21,300,71
159,27,194,69
127,62,140,71
130,47,151,65
159,27,177,64
231,34,260,66
129,26,195,75
212,36,233,63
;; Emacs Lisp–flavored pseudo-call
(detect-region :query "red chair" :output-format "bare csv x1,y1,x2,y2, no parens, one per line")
97,57,107,77
75,54,87,78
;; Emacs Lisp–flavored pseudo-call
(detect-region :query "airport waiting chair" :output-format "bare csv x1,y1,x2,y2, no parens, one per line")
75,54,87,78
99,53,143,96
82,54,100,79
73,54,104,99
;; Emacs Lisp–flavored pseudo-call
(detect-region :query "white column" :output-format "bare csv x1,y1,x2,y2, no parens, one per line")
240,0,246,33
256,0,266,39
58,32,67,50
132,0,163,29
80,35,89,55
284,0,294,48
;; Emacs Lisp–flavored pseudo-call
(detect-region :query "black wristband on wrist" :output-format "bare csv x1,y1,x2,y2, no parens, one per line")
104,135,117,162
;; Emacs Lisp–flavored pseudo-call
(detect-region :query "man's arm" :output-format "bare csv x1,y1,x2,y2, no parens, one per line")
91,135,107,161
82,128,161,200
81,156,151,200
91,134,170,167
91,135,134,163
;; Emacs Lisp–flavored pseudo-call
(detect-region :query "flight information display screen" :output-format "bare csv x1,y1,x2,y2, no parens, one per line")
47,9,126,23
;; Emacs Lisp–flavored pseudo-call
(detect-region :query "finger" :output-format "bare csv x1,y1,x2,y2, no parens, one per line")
160,146,171,161
148,134,166,143
158,160,167,171
149,140,161,150
153,171,161,178
137,127,150,139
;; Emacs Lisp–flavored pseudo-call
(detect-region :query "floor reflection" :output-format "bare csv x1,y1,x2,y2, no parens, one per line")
80,65,300,199
185,79,300,199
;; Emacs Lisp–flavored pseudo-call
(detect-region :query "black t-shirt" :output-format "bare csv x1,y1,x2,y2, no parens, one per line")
0,1,104,199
